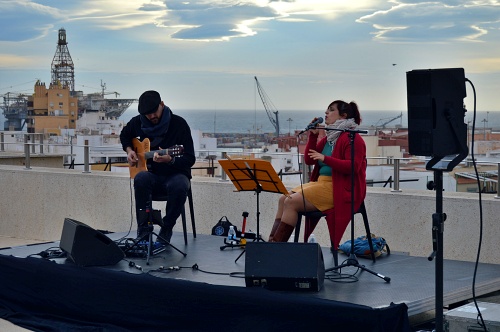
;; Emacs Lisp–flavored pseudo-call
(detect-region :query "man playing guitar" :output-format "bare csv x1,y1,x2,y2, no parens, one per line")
120,90,195,244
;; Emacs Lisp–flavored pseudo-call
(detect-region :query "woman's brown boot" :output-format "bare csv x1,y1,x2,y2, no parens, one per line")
268,219,281,242
269,222,294,242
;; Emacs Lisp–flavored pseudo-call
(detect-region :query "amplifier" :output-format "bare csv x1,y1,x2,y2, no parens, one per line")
244,242,325,292
60,218,124,267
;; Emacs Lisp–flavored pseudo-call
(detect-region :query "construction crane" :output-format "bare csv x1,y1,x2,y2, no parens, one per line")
376,112,403,128
99,80,120,98
254,76,279,137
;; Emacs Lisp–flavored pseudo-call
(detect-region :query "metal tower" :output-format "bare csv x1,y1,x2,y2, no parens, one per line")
51,28,75,91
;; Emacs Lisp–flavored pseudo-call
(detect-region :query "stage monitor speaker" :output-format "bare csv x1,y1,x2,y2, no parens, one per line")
406,68,467,157
244,242,325,292
59,218,124,267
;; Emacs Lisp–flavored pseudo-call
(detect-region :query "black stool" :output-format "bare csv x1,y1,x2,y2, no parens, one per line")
152,185,196,245
294,201,375,266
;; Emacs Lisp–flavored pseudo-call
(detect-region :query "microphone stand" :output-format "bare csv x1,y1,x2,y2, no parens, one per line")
316,127,390,282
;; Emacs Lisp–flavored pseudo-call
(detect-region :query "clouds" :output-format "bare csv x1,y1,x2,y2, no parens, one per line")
358,1,500,42
0,0,60,41
1,0,500,111
161,1,280,41
0,1,382,43
1,0,497,43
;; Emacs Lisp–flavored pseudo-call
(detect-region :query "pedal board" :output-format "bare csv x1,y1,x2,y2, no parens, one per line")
118,241,166,258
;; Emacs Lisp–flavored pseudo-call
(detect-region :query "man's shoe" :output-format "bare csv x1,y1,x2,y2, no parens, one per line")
152,210,164,227
157,226,173,244
137,224,153,239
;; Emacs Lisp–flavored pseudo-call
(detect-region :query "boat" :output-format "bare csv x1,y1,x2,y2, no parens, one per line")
74,81,136,119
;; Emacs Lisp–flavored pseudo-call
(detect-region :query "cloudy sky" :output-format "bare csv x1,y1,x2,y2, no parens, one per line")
0,0,499,113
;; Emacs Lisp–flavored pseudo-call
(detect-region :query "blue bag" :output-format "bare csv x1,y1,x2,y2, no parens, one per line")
338,234,390,258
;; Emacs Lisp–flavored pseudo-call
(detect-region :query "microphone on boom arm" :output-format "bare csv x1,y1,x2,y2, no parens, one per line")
298,117,323,135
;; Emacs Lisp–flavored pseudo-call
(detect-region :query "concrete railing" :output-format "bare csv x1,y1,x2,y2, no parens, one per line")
0,164,498,265
2,132,500,194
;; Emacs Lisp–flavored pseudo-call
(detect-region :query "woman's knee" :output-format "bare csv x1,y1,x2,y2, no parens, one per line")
278,194,287,205
283,194,302,211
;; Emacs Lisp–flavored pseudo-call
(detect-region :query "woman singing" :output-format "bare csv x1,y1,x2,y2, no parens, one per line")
268,100,367,248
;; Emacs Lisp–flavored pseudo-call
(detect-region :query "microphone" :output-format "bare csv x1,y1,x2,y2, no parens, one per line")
299,117,323,135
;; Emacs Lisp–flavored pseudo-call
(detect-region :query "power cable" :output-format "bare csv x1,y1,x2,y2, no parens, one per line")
114,178,134,244
466,78,487,331
148,263,245,278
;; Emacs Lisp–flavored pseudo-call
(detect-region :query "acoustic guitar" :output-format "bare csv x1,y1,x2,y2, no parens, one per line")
129,138,184,179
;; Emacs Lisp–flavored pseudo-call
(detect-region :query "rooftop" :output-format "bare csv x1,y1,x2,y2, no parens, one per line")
0,164,500,330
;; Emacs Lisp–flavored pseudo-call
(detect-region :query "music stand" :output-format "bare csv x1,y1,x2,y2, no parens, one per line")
218,158,289,262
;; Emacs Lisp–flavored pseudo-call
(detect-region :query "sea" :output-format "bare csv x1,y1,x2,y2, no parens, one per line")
120,108,499,134
1,108,499,134
119,108,409,134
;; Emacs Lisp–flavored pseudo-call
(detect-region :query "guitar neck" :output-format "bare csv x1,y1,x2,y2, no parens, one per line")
144,146,183,160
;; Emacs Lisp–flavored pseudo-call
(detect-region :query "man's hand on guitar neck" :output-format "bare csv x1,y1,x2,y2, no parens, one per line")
153,147,174,164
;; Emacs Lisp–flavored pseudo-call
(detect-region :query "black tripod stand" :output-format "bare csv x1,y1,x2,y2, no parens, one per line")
123,198,186,265
324,128,390,282
427,170,446,332
234,185,264,263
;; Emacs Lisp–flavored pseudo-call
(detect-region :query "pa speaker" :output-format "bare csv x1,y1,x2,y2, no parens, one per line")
245,242,325,292
406,68,467,158
59,218,124,267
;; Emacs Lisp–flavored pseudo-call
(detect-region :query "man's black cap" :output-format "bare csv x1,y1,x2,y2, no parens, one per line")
138,90,161,115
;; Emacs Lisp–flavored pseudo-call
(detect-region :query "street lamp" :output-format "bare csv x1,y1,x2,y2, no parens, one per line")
482,112,489,140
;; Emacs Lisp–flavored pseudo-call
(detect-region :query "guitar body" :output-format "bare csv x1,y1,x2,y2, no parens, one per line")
129,138,184,179
129,138,151,179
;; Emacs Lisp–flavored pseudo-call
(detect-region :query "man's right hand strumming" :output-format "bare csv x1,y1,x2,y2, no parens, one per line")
126,148,138,166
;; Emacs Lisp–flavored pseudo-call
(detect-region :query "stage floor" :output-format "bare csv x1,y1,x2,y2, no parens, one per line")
2,231,500,322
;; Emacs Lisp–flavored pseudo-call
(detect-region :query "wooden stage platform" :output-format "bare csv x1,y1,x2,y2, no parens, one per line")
1,230,500,331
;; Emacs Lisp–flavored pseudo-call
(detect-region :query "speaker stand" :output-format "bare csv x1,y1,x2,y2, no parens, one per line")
427,170,445,332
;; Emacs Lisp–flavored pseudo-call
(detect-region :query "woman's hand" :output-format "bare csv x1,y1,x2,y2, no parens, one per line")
308,149,325,162
310,128,320,135
308,117,322,135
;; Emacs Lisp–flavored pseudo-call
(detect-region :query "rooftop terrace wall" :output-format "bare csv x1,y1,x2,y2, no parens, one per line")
0,165,498,265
